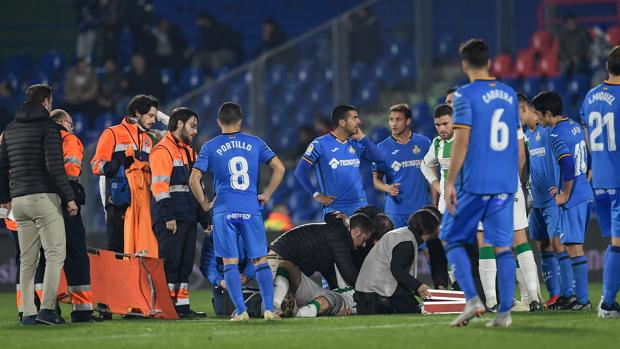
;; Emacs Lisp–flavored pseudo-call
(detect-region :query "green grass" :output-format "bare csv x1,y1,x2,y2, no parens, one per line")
0,284,615,349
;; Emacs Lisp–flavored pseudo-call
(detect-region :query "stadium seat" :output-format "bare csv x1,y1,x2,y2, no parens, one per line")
491,54,515,79
356,81,379,106
539,53,561,77
608,26,620,46
522,77,541,98
531,31,552,53
179,68,204,91
4,52,33,78
267,64,288,85
412,102,430,124
71,113,88,135
369,126,390,144
395,58,415,82
568,74,589,98
35,51,64,76
350,62,369,82
515,49,538,78
94,112,118,132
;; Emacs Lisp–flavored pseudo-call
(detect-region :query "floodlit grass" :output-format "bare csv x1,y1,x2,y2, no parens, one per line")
0,284,616,349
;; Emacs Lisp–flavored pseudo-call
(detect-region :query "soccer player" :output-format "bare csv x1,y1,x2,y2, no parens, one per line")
421,104,454,213
372,103,431,228
295,105,384,216
189,102,286,321
533,91,593,310
445,87,457,107
440,39,519,327
475,113,542,313
275,261,355,318
581,46,620,318
519,93,564,309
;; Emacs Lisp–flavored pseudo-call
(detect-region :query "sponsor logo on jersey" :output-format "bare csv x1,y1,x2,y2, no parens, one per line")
226,213,252,220
412,145,421,154
391,149,400,155
329,157,360,169
529,147,546,157
390,159,422,172
331,147,339,152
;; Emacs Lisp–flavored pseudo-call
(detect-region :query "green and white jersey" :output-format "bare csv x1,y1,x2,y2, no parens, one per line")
421,135,454,213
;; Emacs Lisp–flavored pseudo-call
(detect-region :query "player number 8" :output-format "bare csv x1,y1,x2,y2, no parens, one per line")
228,156,250,190
490,108,509,151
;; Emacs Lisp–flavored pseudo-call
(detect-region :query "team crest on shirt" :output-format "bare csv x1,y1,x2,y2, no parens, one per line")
535,132,541,141
412,145,421,154
348,145,356,154
304,143,314,156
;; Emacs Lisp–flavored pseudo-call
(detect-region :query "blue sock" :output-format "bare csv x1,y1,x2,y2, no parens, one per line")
496,250,516,313
223,264,247,314
254,262,274,311
557,251,574,297
571,255,589,304
602,246,620,306
541,252,560,298
602,245,611,301
445,244,477,300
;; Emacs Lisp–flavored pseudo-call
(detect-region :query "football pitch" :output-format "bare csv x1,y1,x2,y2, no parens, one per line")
0,284,616,349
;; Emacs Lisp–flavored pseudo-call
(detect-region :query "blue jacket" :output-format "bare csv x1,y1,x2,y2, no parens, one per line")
200,233,255,287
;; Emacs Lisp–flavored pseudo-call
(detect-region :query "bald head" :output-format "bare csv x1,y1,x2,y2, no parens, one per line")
50,109,74,133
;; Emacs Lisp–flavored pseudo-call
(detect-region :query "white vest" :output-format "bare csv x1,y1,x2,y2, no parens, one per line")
355,227,418,297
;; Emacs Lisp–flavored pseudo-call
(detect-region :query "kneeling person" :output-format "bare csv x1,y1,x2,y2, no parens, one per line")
355,211,433,314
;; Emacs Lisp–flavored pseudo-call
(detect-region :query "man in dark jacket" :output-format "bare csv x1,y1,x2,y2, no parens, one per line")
268,212,373,313
0,84,78,325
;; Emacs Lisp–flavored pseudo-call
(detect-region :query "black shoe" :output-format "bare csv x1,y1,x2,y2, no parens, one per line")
18,312,23,322
22,315,37,326
122,314,147,320
569,300,592,311
71,310,104,323
549,296,572,310
189,309,207,318
486,304,498,313
97,304,113,320
558,296,578,310
36,309,65,325
178,309,207,319
529,301,543,312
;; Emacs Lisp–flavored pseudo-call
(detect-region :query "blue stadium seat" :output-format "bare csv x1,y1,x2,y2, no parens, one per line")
71,113,88,135
544,76,566,96
522,77,541,98
395,58,415,82
267,64,288,85
568,74,589,98
356,81,379,107
370,126,390,144
179,68,205,91
94,112,118,132
412,102,430,124
350,62,369,82
4,52,33,78
35,51,64,76
293,60,317,84
27,72,51,86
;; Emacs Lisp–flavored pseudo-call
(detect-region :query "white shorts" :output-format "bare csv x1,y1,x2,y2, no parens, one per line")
478,180,528,231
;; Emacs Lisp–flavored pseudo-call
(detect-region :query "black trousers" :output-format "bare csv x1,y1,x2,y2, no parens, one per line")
62,208,90,288
356,283,421,315
105,204,127,253
154,219,197,284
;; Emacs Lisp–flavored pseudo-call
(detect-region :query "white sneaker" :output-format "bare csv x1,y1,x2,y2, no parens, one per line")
230,311,249,322
486,311,512,327
263,310,280,321
511,299,530,312
450,296,485,327
598,303,620,319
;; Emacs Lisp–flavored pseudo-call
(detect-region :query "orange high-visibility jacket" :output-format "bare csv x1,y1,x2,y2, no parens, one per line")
4,218,16,231
124,146,158,258
150,132,199,223
60,129,83,180
90,118,153,203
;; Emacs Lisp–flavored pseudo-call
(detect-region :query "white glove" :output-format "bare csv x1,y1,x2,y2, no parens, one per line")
157,110,170,126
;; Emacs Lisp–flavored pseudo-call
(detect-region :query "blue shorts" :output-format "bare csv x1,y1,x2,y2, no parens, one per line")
387,213,410,229
529,206,560,241
440,191,514,247
593,188,620,238
324,201,367,217
213,212,267,259
559,201,590,244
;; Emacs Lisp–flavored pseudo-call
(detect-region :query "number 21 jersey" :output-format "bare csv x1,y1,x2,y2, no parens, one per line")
580,81,620,189
194,132,276,215
452,78,519,194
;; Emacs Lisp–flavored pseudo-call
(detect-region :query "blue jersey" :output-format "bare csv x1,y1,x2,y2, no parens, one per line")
580,81,620,189
372,132,431,215
452,79,519,194
301,132,369,207
549,118,593,208
194,132,276,215
525,125,559,208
